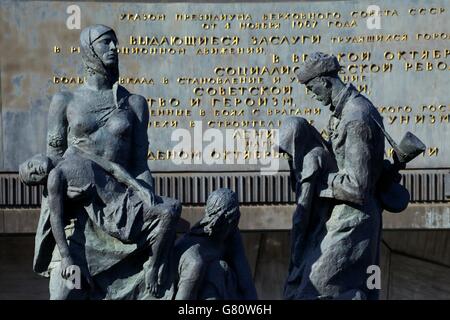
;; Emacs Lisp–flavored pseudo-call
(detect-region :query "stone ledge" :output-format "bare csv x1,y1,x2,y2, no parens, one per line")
1,203,449,234
2,170,449,207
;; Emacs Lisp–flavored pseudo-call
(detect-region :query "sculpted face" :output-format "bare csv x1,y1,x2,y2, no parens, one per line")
306,76,332,106
19,154,51,185
205,206,239,238
92,31,118,67
201,189,240,238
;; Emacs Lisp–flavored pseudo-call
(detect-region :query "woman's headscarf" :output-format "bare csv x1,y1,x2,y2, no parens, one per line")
80,24,118,82
191,188,240,236
278,117,329,191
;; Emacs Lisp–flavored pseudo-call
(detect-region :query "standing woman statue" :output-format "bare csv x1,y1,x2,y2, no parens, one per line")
278,117,337,299
25,25,181,299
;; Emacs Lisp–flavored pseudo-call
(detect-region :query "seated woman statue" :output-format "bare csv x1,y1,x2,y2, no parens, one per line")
172,188,257,300
19,24,181,299
20,149,180,299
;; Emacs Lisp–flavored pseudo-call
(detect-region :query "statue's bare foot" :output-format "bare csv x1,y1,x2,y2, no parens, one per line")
145,264,163,298
158,261,169,288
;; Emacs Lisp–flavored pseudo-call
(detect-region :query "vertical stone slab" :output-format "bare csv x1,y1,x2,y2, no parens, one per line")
0,236,49,299
384,230,450,266
240,232,263,278
3,209,40,234
0,211,4,233
388,253,450,299
379,240,391,300
253,231,290,299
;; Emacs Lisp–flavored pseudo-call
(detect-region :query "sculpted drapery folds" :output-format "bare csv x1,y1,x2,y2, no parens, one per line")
280,52,386,300
17,21,416,301
19,24,260,301
278,117,337,299
20,25,182,299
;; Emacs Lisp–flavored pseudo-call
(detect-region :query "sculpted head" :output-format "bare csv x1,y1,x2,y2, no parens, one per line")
296,52,342,106
195,188,240,238
91,30,118,67
304,75,335,106
19,154,53,186
80,24,119,81
278,117,310,158
278,116,328,163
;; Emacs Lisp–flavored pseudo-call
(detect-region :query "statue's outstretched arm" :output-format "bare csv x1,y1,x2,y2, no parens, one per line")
47,168,73,279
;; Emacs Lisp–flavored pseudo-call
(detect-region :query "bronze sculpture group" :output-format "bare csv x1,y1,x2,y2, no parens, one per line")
19,25,425,300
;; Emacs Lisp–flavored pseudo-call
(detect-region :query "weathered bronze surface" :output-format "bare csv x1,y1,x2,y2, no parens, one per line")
19,25,182,299
279,52,425,300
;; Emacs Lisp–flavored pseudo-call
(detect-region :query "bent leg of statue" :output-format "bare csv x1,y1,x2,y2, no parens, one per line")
140,197,181,297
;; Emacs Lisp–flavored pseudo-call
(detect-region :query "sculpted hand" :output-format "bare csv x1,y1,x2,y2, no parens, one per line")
378,160,403,189
145,262,166,298
60,256,76,279
67,183,95,200
61,255,96,291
